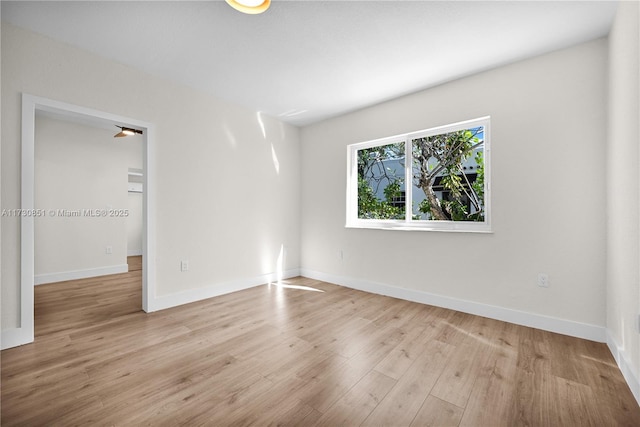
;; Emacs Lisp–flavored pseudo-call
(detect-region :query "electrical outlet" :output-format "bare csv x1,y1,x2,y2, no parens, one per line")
537,273,549,288
105,246,112,255
180,260,189,272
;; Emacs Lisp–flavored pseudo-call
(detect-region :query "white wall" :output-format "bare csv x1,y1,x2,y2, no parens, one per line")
301,39,608,338
127,192,143,256
1,23,301,330
126,142,144,257
606,0,640,402
34,115,133,282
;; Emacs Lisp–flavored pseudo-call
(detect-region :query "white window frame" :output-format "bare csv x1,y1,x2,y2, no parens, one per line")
346,116,491,232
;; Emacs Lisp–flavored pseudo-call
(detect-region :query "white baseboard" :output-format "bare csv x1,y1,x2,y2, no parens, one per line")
127,249,143,256
1,327,32,350
607,330,640,406
300,269,606,343
148,268,301,312
34,264,129,285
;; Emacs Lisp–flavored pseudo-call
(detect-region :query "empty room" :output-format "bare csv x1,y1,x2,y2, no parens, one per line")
1,0,639,425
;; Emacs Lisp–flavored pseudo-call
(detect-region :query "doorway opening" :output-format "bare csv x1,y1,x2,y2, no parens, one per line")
19,94,156,346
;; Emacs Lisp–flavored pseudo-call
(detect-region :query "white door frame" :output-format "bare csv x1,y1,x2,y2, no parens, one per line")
18,93,156,346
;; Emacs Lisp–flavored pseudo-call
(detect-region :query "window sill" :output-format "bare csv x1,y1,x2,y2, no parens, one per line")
345,220,492,233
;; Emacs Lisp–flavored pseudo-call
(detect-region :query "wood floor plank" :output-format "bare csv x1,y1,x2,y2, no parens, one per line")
335,321,405,360
410,395,464,427
297,326,404,414
264,401,320,427
431,310,475,346
583,344,640,425
428,336,492,408
364,339,456,426
371,297,425,330
261,346,343,384
2,263,639,426
127,255,142,271
458,343,518,426
551,375,609,427
313,370,397,427
511,326,560,426
225,377,311,426
373,323,431,380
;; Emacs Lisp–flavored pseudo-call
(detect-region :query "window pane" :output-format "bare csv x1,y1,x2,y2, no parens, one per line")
357,141,405,219
411,127,485,221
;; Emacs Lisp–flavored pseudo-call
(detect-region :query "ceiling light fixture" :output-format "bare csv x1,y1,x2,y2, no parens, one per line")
114,126,143,138
225,0,270,15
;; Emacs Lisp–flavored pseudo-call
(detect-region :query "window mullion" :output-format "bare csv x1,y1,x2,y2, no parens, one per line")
405,136,412,223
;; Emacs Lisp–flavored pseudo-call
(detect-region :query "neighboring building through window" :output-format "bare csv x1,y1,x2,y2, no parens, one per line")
347,117,491,232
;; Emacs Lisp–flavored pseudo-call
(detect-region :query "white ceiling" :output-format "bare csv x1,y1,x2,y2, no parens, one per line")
2,1,618,126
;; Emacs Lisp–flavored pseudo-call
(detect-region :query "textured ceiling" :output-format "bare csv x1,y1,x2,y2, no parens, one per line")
2,1,618,126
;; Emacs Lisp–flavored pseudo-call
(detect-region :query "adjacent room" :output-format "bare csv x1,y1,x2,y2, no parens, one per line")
1,0,639,425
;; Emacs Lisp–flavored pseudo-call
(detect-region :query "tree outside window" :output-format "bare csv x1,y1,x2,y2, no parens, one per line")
411,126,485,222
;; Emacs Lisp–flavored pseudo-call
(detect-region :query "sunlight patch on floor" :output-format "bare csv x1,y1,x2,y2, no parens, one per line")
268,281,325,293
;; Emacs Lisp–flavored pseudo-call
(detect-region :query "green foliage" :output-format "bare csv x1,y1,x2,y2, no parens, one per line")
357,143,404,178
357,176,404,219
357,142,405,220
472,151,485,203
357,175,378,216
383,180,401,203
412,127,485,221
418,199,431,215
442,199,468,221
441,170,462,200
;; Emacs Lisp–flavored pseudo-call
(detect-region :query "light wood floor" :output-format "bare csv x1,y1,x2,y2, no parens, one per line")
2,257,639,426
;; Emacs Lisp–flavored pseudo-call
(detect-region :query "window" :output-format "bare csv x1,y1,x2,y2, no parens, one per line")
346,117,491,232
